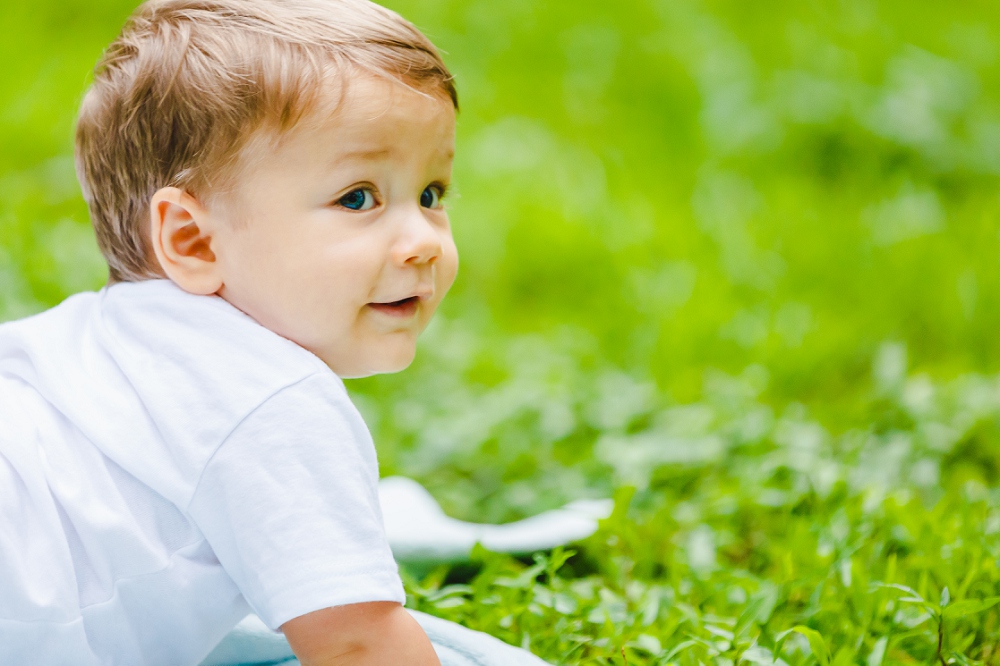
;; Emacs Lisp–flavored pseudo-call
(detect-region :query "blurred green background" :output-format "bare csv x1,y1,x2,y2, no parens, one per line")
5,0,1000,516
7,1,1000,663
4,0,1000,504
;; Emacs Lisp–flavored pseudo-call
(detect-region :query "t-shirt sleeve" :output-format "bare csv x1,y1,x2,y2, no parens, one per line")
186,372,404,630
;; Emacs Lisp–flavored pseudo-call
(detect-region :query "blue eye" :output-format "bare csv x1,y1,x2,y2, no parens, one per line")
338,188,375,211
420,185,442,209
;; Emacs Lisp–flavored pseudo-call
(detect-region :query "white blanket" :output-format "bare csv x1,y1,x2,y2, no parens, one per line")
379,476,612,562
202,611,551,666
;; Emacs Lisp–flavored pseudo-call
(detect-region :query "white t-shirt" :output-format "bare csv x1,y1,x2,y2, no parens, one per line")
0,280,404,666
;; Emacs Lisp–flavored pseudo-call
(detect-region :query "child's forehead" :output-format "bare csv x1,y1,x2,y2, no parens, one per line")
229,74,455,187
318,73,454,130
285,75,455,156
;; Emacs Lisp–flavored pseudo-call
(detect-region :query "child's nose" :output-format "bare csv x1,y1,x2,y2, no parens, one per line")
392,208,444,266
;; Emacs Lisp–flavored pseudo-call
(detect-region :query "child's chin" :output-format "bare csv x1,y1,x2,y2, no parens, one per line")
334,345,416,379
368,355,415,377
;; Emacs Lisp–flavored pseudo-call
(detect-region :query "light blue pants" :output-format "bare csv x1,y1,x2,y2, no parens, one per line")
201,611,551,666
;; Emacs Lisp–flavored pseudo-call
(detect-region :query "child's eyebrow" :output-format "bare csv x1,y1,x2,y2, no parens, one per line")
330,147,455,167
336,148,394,161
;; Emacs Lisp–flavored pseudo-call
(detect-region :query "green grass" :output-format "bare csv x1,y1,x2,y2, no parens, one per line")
3,0,1000,663
401,348,1000,663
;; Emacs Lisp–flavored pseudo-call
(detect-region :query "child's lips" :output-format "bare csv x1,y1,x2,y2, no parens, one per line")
368,296,421,318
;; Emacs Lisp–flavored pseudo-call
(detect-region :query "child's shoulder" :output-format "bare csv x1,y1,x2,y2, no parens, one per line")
103,278,340,419
0,279,343,457
109,279,325,375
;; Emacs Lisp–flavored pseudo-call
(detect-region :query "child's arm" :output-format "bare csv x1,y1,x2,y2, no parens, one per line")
282,601,441,666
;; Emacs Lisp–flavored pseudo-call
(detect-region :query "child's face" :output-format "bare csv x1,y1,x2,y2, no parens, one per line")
211,75,458,378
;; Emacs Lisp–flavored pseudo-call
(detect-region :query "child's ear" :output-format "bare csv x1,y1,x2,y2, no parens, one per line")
149,187,223,295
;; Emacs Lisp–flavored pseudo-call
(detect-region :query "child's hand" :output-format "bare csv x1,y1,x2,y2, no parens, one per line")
281,601,440,665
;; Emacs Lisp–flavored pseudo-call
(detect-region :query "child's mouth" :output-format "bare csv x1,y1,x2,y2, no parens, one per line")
368,296,420,318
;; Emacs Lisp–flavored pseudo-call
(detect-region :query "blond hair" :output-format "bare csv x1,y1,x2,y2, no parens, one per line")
75,0,457,282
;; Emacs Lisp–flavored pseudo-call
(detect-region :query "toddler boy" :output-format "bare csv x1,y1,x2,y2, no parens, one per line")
0,0,463,663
